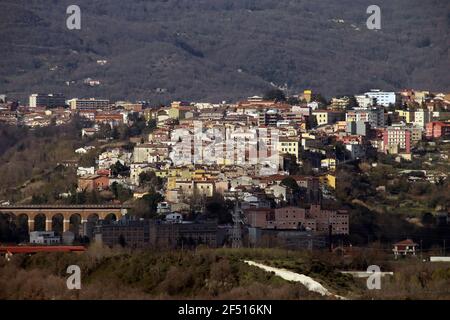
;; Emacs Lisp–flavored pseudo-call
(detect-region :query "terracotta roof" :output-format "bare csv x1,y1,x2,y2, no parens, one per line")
0,246,85,254
394,239,418,246
313,109,345,113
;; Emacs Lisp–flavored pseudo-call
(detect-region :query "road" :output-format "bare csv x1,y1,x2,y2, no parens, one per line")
244,260,346,300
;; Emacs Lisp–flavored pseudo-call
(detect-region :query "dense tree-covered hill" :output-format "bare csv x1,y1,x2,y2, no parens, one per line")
1,0,449,104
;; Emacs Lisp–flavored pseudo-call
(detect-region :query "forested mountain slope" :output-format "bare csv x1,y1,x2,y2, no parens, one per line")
1,0,449,103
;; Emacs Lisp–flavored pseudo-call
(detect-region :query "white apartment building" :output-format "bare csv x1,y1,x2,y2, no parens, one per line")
355,95,376,108
363,89,398,107
413,109,432,129
346,106,384,128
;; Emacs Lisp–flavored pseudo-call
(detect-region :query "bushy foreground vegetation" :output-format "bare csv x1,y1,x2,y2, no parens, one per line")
1,246,449,300
0,246,322,300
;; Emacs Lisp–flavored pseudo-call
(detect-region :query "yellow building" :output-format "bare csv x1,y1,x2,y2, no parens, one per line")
396,110,414,123
167,107,180,119
143,108,158,121
277,138,300,158
175,180,215,197
167,167,223,190
169,167,192,178
193,168,218,180
312,110,345,126
414,91,430,104
326,173,336,189
167,167,193,189
167,101,191,120
321,158,336,171
195,180,215,197
303,90,312,103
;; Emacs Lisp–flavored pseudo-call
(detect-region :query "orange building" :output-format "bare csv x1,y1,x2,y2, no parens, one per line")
426,121,450,139
244,208,274,228
78,175,109,191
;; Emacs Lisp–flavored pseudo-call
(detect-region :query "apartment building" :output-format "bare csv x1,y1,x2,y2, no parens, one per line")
346,107,384,127
363,89,398,107
396,109,414,123
426,121,450,139
68,98,110,110
244,205,349,235
346,121,370,136
244,208,274,228
29,93,66,108
273,207,316,231
307,204,349,235
383,125,412,154
94,220,150,249
94,112,125,127
312,110,345,126
330,96,350,110
277,137,300,159
173,179,216,198
133,143,169,163
413,109,432,129
355,94,376,108
149,221,219,248
259,109,281,126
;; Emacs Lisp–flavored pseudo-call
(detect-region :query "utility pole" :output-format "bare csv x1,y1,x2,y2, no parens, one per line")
231,197,243,249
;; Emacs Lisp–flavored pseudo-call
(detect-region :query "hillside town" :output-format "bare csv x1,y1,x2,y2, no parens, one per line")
0,88,449,252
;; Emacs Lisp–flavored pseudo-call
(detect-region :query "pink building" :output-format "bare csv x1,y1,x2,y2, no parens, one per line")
274,207,312,230
383,126,411,154
426,121,450,139
245,205,349,235
307,204,349,235
244,208,274,228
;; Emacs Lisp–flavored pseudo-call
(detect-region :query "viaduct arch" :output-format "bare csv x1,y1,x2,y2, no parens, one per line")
0,204,129,234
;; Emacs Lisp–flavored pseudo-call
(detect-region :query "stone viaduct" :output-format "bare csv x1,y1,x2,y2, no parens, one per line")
0,204,129,233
